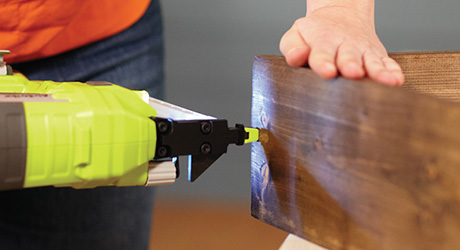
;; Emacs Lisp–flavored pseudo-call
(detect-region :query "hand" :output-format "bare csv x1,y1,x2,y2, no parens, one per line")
280,6,404,86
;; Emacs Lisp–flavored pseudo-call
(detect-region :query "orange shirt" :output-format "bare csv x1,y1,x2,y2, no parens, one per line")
1,0,151,63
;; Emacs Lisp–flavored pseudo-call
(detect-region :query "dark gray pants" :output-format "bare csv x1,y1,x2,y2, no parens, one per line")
0,1,164,249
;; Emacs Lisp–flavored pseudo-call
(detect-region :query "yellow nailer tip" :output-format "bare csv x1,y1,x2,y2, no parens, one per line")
244,127,260,144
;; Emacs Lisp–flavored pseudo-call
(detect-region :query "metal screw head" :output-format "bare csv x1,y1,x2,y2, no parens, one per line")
157,146,168,158
200,122,212,134
158,121,169,133
200,143,212,154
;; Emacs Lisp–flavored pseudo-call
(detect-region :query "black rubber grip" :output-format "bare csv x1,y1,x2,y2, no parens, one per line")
0,103,27,190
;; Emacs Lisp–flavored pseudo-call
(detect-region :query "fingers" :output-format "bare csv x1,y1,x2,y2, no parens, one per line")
336,45,365,79
280,23,339,79
280,21,405,86
280,24,310,67
307,41,339,79
382,57,405,85
364,52,404,86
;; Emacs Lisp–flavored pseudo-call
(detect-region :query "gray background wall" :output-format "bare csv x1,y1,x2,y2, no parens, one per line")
156,0,460,202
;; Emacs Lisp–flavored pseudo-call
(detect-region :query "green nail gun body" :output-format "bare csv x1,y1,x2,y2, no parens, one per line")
0,52,259,191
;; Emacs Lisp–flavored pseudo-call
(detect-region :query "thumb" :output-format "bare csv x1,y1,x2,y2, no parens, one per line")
280,23,310,67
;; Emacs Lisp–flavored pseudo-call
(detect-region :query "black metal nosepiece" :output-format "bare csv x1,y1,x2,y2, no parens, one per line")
152,118,248,181
188,154,223,182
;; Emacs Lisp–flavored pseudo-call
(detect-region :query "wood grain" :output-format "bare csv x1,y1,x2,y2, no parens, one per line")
251,53,460,250
392,51,460,101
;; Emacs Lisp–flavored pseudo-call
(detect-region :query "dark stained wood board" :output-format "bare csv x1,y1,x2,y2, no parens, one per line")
250,53,460,250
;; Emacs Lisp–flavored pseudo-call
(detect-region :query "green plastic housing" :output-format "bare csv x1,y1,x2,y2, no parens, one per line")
0,74,157,189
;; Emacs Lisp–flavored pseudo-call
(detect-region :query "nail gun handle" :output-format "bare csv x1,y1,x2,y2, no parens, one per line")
0,103,27,191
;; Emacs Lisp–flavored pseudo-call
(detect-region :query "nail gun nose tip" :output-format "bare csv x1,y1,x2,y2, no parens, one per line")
244,127,260,144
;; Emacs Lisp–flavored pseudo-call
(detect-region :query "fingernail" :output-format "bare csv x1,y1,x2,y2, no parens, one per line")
288,47,308,57
380,71,397,85
288,47,299,56
347,63,364,74
319,62,337,78
325,62,336,71
396,73,405,85
347,62,360,70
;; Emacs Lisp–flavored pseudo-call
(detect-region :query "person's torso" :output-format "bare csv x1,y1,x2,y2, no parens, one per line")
1,0,151,63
